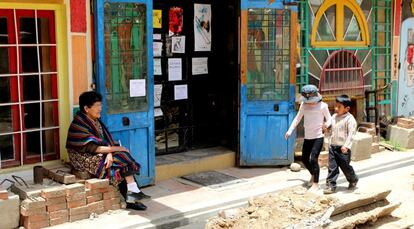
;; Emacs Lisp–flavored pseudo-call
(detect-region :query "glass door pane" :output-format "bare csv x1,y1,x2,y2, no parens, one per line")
247,9,290,101
104,3,148,114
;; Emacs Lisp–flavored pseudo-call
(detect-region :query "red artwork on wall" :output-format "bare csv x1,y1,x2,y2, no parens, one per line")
169,7,183,36
70,0,86,33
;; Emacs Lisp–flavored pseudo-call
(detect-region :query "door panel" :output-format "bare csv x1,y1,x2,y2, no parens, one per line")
95,0,154,185
239,3,296,166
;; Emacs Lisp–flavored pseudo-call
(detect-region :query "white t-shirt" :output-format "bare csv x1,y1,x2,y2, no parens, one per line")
287,102,331,140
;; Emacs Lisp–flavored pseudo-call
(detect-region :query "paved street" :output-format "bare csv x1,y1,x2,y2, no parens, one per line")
48,150,414,229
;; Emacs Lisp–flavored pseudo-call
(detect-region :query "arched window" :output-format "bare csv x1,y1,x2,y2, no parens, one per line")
319,50,365,97
311,0,370,47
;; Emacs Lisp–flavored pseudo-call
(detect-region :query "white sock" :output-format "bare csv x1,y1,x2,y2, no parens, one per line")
127,182,141,193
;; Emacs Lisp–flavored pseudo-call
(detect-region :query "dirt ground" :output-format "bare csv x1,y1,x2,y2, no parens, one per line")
205,187,338,229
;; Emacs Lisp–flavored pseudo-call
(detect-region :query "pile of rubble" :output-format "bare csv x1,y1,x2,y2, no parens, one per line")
205,187,400,229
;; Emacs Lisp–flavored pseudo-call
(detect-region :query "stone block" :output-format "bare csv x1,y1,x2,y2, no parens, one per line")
46,203,67,212
85,179,109,190
69,205,89,216
69,213,90,222
359,122,376,129
103,190,119,200
41,186,66,199
387,125,414,149
22,213,49,223
65,183,85,196
87,193,103,204
0,194,20,229
351,132,373,162
0,189,8,200
358,126,376,136
66,192,86,202
23,219,49,229
87,201,105,214
21,197,46,209
21,206,47,216
67,199,86,208
49,209,68,219
45,196,67,206
50,216,68,226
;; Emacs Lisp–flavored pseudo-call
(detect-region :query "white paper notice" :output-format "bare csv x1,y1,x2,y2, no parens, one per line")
154,84,162,107
192,57,208,75
174,84,188,100
168,58,182,81
130,79,146,97
154,58,162,75
172,36,185,53
154,108,163,117
153,42,163,57
153,33,162,40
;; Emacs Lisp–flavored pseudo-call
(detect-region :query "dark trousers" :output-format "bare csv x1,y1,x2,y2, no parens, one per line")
302,137,324,183
326,145,358,188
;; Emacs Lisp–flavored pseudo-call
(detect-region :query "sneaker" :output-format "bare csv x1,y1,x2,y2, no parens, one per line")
323,186,336,194
348,179,358,190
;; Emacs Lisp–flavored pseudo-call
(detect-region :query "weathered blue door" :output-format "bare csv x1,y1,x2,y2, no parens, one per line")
239,1,296,166
94,0,154,185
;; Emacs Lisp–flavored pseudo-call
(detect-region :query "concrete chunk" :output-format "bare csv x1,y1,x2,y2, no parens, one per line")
351,132,373,161
387,125,414,149
0,194,20,229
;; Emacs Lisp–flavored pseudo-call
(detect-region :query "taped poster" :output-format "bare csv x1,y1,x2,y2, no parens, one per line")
153,42,163,57
154,84,163,107
153,10,162,29
192,57,208,75
194,4,211,51
168,58,182,81
174,84,188,100
154,58,162,75
172,36,185,53
169,7,183,36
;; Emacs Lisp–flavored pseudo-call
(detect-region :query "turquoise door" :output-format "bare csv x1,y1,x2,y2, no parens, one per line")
239,1,296,166
94,0,154,185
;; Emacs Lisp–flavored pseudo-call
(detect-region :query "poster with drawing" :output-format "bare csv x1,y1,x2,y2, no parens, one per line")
172,36,185,53
153,10,162,29
169,7,183,36
398,17,414,116
194,4,211,51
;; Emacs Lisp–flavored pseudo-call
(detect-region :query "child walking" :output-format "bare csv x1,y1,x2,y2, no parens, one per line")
285,85,331,191
323,95,359,194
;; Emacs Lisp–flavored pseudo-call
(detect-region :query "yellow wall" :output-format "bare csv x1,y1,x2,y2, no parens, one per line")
0,2,70,162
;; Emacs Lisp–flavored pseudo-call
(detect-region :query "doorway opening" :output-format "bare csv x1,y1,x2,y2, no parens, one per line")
153,0,239,156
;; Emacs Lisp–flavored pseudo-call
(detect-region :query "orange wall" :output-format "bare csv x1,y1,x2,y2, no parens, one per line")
71,35,88,105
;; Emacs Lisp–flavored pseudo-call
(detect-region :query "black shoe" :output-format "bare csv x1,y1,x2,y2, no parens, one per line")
348,179,358,190
126,191,151,203
126,202,147,211
323,186,336,194
136,191,151,199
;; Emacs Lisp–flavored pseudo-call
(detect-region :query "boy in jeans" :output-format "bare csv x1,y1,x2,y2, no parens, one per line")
323,95,359,194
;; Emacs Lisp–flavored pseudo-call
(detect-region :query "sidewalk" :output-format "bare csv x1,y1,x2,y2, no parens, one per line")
48,150,414,229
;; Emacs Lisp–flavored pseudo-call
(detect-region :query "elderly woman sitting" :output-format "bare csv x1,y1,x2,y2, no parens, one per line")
66,91,149,210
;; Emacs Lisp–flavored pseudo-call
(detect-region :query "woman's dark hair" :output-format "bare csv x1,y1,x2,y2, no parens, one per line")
336,94,352,108
79,91,102,113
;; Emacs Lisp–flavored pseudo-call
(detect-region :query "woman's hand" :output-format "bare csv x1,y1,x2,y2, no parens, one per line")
285,132,290,140
115,146,129,153
105,153,113,168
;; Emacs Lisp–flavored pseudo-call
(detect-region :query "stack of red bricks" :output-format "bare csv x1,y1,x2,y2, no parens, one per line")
19,179,123,228
0,189,8,200
20,196,49,229
397,117,414,129
85,178,121,212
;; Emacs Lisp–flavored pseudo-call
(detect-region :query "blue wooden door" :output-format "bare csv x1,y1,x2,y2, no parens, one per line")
239,1,296,166
94,0,154,185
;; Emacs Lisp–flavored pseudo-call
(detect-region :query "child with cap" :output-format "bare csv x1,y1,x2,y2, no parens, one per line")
323,95,359,194
285,85,331,191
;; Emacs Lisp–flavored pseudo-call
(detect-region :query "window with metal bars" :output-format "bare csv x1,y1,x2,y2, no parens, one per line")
247,8,291,101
